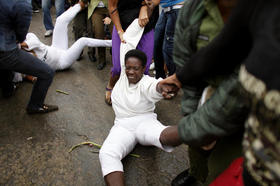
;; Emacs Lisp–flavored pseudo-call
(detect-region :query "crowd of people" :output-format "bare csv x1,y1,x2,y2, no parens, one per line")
0,0,279,186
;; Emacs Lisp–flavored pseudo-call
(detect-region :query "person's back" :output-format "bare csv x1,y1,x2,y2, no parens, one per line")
0,0,32,52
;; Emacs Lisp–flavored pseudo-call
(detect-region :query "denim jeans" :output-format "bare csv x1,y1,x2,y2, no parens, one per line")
0,48,55,109
154,9,179,79
42,0,64,30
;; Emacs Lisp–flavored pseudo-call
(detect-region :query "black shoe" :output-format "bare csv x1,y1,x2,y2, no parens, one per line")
171,169,196,186
26,104,58,114
97,61,106,70
88,52,97,63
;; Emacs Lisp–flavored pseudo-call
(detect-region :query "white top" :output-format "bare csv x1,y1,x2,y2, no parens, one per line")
24,33,64,70
97,1,105,7
111,19,163,118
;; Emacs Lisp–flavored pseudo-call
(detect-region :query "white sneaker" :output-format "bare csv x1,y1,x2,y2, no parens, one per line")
33,9,40,13
149,62,155,70
44,30,53,37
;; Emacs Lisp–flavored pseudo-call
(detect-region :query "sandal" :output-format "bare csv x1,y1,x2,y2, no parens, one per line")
105,87,112,106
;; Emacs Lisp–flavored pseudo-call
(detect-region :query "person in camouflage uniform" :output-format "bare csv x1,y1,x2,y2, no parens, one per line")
160,0,249,185
160,0,280,185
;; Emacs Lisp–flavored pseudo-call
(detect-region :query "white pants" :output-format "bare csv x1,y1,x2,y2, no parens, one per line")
99,113,174,177
51,4,112,70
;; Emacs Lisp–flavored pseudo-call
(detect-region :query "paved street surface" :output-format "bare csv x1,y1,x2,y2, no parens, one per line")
0,9,189,186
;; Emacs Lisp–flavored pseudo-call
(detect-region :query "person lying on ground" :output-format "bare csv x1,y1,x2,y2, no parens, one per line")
20,1,112,71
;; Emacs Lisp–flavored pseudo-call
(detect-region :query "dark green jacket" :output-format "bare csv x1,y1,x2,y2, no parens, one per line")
173,0,249,146
174,0,207,116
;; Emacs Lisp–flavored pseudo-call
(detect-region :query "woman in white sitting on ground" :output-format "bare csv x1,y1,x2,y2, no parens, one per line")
20,1,112,71
99,19,175,186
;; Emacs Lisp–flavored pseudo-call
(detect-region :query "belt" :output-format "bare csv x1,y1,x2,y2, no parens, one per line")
163,4,183,13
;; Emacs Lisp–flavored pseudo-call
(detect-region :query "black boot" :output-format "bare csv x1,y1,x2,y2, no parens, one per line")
2,84,16,98
97,61,106,70
171,169,196,186
88,50,97,62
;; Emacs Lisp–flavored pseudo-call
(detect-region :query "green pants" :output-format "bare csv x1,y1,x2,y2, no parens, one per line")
189,131,243,185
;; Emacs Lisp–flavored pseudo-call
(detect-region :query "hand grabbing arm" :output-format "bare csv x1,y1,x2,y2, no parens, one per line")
156,81,180,99
157,74,182,99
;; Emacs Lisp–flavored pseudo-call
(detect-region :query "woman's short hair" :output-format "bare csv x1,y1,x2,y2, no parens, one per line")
125,49,147,67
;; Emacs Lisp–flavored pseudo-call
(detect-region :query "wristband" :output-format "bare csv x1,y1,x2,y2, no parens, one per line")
110,8,117,14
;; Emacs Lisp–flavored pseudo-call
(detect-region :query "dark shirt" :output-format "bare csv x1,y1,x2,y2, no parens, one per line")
177,0,280,91
117,0,158,33
0,0,32,51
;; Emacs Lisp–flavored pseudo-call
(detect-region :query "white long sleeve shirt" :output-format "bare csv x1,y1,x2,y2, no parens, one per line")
111,19,163,118
23,33,64,70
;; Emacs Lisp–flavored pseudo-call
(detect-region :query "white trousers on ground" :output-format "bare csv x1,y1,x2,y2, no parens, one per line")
99,113,174,177
51,4,112,70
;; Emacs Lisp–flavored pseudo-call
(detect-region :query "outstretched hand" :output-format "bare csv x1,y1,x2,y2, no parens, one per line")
157,74,182,99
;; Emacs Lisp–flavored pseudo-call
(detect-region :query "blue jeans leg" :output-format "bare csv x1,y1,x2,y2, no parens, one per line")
0,49,55,109
55,0,65,17
42,0,54,30
154,10,167,79
162,9,179,76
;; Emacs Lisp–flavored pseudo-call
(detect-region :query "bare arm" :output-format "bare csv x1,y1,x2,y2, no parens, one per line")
109,0,125,42
160,126,182,146
138,0,160,27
